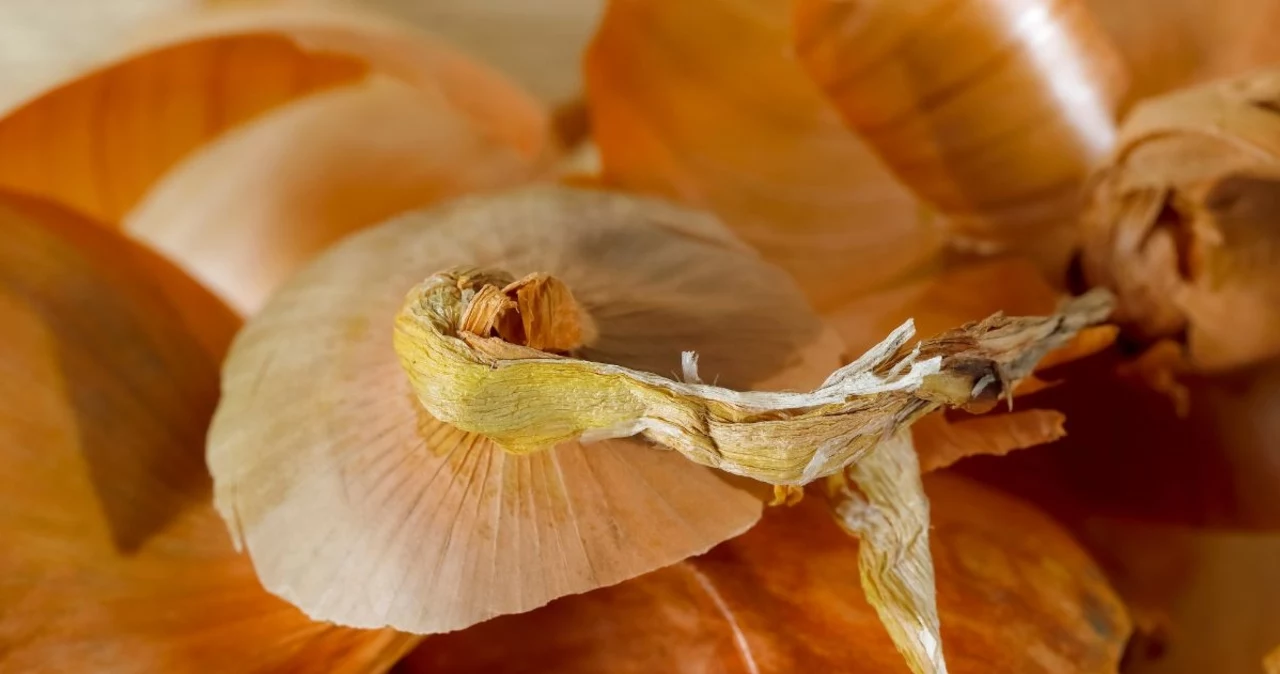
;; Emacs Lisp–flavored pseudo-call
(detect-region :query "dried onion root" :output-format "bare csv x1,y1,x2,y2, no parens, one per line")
209,186,1111,674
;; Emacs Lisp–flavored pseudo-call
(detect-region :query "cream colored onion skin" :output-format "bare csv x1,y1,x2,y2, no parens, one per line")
207,185,844,635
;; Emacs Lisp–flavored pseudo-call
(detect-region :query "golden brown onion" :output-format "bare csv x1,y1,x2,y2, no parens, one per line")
1083,69,1280,371
1081,521,1280,674
397,474,1130,674
207,186,843,634
0,192,415,672
793,0,1126,255
584,0,940,310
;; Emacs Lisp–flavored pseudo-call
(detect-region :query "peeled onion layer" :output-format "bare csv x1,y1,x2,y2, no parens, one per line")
397,473,1130,674
208,186,843,634
0,192,414,673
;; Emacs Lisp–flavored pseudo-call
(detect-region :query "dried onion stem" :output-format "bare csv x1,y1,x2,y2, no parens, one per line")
395,268,1111,485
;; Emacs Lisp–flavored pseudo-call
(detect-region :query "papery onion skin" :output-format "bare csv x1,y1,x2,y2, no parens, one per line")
1083,69,1280,371
206,186,838,635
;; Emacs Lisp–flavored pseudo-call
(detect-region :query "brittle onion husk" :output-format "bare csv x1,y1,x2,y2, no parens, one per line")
828,433,945,674
0,191,414,672
1083,68,1280,371
208,186,843,634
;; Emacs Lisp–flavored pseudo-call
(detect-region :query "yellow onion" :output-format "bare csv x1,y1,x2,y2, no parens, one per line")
1080,521,1280,674
584,0,941,310
0,191,415,672
793,0,1127,256
0,2,552,313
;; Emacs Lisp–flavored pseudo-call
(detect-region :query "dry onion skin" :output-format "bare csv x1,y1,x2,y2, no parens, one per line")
0,192,415,673
0,2,551,313
209,184,1111,674
208,185,842,634
793,0,1126,251
1083,68,1280,371
209,185,1109,649
827,258,1112,478
387,240,1107,671
399,474,1130,674
355,0,604,106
